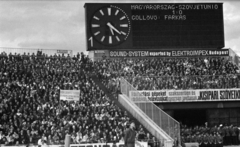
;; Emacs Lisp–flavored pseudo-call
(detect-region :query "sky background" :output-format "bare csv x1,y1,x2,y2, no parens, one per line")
0,0,240,55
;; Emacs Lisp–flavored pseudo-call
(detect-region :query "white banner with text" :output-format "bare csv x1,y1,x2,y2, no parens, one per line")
0,142,148,147
70,141,148,147
130,88,240,102
60,90,80,101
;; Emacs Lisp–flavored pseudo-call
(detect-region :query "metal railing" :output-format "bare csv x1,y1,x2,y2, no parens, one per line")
120,77,181,146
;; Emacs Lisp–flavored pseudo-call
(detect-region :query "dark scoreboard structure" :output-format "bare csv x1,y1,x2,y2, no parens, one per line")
84,3,224,51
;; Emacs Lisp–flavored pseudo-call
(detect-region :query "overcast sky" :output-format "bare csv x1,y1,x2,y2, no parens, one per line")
0,0,240,55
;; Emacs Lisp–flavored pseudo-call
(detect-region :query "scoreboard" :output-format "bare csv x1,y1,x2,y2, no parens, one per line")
84,3,224,51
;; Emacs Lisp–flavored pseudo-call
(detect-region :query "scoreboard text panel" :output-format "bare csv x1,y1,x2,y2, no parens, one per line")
85,3,224,50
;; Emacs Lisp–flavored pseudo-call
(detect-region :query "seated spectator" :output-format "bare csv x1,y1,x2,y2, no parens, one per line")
81,133,89,143
47,135,54,145
0,130,4,143
38,135,47,146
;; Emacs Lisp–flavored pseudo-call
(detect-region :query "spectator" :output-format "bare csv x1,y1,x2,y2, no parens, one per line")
38,135,47,146
124,122,136,147
47,135,54,145
76,131,82,144
137,128,145,141
0,130,5,144
181,124,240,146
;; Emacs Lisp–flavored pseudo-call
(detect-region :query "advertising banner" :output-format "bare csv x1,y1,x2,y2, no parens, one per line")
109,49,229,58
60,90,80,101
0,142,148,147
70,142,148,147
130,88,240,102
185,143,199,147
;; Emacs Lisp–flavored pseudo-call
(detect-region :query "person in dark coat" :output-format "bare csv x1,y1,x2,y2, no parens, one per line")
208,133,214,147
216,133,223,147
203,134,209,147
197,134,203,147
231,126,238,145
124,121,136,147
225,126,231,145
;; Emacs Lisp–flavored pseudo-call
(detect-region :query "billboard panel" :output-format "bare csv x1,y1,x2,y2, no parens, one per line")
130,89,240,103
109,49,229,57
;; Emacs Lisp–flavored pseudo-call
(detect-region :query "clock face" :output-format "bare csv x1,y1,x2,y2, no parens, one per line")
90,5,131,46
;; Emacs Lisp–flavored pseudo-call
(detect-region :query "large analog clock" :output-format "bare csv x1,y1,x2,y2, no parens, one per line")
90,5,131,46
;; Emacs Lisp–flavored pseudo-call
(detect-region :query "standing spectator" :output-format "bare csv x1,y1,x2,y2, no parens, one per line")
203,134,209,147
231,125,238,145
208,133,214,147
213,133,217,147
197,134,203,147
124,122,136,147
215,133,223,147
238,127,240,145
225,126,231,145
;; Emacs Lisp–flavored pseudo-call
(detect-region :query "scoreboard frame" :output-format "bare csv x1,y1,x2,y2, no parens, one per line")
84,3,225,51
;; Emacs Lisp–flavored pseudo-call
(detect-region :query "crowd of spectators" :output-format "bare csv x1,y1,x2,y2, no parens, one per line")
0,52,158,146
181,124,240,147
1,51,240,146
94,57,240,91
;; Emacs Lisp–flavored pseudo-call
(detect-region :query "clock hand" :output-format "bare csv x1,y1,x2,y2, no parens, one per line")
109,27,114,35
107,22,121,35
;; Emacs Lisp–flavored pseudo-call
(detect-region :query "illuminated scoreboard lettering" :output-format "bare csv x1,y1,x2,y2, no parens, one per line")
130,4,219,20
85,3,224,50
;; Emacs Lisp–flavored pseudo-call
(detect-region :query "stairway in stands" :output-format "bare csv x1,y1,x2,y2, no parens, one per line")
91,75,142,127
92,75,176,147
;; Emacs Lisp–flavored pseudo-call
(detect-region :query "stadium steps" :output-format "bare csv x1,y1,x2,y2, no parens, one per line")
91,75,144,126
91,76,171,146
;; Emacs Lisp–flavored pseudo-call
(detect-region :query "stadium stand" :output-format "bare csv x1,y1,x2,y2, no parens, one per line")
0,52,160,146
1,51,240,147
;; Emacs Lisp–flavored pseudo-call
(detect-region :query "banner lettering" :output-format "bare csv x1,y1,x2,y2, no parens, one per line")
0,142,147,147
70,142,147,147
109,49,229,57
60,90,80,101
130,89,240,102
57,50,69,54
